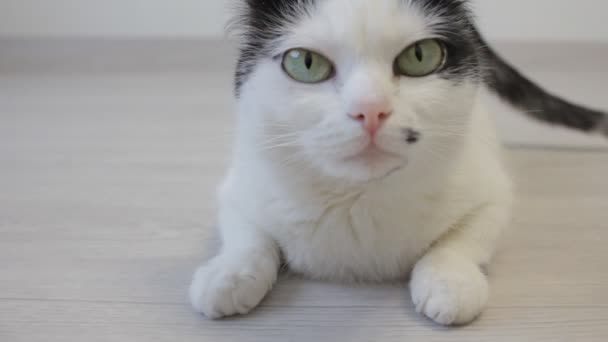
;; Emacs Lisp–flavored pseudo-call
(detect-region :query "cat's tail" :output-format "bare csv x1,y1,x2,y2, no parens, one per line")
480,41,608,138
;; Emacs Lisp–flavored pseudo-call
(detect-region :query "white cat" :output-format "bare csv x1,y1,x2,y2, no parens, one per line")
190,0,607,325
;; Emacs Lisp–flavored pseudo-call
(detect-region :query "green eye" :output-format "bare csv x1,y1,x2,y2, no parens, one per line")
395,39,446,77
282,48,334,83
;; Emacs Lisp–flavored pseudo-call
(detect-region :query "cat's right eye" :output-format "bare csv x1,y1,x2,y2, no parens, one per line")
282,48,334,84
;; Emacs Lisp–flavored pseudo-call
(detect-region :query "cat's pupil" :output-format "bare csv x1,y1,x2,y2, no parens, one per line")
304,52,313,69
414,44,423,62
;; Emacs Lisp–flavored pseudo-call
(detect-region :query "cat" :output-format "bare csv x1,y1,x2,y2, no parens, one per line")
189,0,608,326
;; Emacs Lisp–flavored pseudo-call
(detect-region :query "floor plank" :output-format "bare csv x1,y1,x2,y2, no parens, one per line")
2,301,608,342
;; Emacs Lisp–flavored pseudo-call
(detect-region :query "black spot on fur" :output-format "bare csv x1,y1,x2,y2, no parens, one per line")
404,128,422,144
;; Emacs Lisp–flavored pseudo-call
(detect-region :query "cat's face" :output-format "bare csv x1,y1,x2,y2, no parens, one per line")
235,0,482,182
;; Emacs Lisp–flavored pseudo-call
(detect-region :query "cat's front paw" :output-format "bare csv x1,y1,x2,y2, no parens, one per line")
410,254,489,326
189,256,276,319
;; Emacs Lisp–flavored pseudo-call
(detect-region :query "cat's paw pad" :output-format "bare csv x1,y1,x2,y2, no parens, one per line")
410,256,488,326
189,259,274,319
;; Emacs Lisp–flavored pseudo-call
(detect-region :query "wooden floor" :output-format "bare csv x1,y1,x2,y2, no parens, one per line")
1,40,608,341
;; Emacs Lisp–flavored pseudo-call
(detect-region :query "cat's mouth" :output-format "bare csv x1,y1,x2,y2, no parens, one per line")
340,127,419,164
343,145,402,164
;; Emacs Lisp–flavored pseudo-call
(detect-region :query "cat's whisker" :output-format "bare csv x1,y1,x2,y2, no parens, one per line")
257,135,304,151
260,134,301,145
258,142,301,151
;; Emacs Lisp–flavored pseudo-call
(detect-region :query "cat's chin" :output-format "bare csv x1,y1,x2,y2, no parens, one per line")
317,147,408,182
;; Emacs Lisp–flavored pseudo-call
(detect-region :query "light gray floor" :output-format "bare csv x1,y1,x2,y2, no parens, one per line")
1,40,608,341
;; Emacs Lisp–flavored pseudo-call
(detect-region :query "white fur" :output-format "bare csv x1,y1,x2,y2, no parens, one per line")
190,0,513,326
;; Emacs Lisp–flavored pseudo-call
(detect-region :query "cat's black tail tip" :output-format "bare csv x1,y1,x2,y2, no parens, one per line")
480,40,608,139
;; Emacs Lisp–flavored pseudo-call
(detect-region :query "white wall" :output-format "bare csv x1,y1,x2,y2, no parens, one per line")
476,0,608,42
0,0,230,38
1,0,608,41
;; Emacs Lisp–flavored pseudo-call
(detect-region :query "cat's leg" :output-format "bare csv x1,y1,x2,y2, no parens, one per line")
410,203,510,325
189,208,280,319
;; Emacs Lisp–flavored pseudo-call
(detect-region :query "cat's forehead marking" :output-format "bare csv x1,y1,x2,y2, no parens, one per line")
279,0,432,54
237,0,470,44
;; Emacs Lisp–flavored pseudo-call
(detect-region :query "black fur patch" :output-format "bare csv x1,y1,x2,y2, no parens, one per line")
233,0,316,96
480,38,607,134
403,128,422,144
410,0,482,81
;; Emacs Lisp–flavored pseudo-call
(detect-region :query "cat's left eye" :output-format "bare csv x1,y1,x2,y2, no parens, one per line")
394,39,446,77
282,48,334,84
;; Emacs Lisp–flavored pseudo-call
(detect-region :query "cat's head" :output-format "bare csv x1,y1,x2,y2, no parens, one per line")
232,0,483,182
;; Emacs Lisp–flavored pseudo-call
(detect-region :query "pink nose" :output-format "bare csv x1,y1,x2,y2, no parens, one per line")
348,102,392,136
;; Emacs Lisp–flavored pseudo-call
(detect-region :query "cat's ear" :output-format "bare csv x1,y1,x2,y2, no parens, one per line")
226,0,315,39
225,0,276,38
411,0,470,13
224,0,251,38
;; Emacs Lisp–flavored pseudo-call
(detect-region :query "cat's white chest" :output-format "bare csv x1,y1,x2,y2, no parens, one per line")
266,189,446,282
